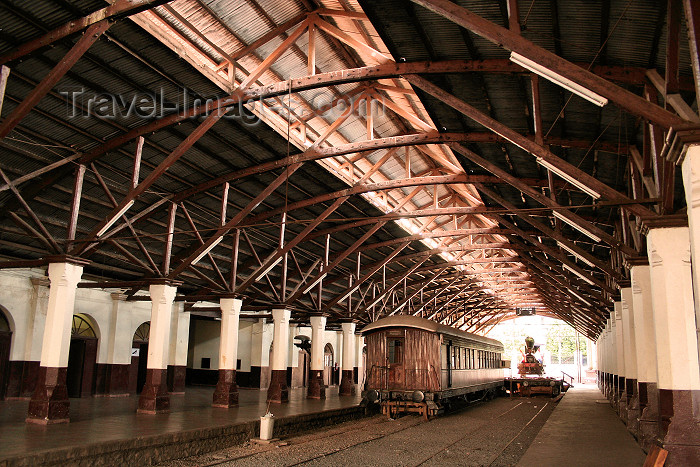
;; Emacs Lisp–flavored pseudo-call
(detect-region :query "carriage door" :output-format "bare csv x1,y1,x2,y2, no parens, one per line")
386,334,405,390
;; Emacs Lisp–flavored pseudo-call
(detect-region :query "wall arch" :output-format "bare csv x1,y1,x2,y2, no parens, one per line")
0,305,15,333
0,304,13,400
68,313,99,398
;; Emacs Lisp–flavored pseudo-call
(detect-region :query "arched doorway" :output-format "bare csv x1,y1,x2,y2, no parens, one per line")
129,322,149,394
67,314,98,398
0,309,11,400
324,344,334,386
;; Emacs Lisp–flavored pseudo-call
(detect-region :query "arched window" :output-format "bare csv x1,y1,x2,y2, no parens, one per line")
71,315,96,338
133,322,150,342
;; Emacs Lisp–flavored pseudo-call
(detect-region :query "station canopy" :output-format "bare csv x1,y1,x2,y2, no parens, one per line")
0,0,694,339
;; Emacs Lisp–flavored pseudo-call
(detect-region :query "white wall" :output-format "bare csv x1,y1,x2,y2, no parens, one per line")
189,319,220,370
0,268,187,368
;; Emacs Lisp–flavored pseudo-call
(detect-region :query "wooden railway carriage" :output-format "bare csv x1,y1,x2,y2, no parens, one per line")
361,315,505,418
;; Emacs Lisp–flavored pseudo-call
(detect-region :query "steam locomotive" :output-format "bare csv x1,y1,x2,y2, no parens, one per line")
361,315,506,418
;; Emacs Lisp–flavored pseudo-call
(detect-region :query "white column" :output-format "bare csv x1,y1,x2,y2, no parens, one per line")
146,284,177,371
608,317,616,377
341,322,356,372
647,227,700,391
218,298,242,370
309,315,326,372
631,265,658,386
40,262,83,368
271,308,291,372
681,145,700,359
620,288,637,383
614,301,625,380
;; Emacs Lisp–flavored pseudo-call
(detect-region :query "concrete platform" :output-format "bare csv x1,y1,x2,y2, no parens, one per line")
0,385,362,466
518,384,646,466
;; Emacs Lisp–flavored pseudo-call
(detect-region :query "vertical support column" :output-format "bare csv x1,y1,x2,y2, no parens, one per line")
614,301,626,416
597,328,604,392
168,302,189,394
339,321,356,396
213,297,241,408
620,287,639,434
138,283,177,414
27,261,84,424
606,317,615,402
607,317,615,401
682,145,700,361
102,293,131,397
647,226,700,463
631,262,660,451
307,315,326,399
267,308,291,403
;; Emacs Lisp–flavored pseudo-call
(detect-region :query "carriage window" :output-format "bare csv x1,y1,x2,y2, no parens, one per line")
462,348,467,369
456,347,462,369
388,338,404,364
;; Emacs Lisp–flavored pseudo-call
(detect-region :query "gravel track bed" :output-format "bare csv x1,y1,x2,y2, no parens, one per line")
159,396,557,467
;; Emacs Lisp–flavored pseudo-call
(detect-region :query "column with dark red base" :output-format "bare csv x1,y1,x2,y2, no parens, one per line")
631,262,658,447
638,381,660,450
26,367,69,424
138,368,170,414
26,261,84,425
307,370,324,399
646,226,700,463
267,308,291,404
625,378,639,435
339,370,355,396
307,315,327,399
267,369,289,403
213,297,241,408
213,369,239,407
339,321,356,396
137,283,177,415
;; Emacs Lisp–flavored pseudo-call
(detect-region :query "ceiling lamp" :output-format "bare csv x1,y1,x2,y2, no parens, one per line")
510,52,608,107
552,211,602,243
535,157,601,199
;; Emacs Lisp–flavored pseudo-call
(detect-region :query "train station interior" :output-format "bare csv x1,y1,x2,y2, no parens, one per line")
0,0,698,465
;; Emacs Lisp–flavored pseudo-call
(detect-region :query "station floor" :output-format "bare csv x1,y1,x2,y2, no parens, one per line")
0,385,361,462
518,384,646,466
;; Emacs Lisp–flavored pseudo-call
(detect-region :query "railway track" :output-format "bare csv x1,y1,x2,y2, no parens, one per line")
165,395,556,467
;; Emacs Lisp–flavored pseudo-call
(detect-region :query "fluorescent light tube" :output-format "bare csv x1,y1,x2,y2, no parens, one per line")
97,200,135,237
192,236,223,266
510,52,608,107
536,157,601,199
552,211,602,242
563,263,595,286
337,283,361,304
556,241,596,267
255,256,283,282
568,288,592,306
302,273,327,294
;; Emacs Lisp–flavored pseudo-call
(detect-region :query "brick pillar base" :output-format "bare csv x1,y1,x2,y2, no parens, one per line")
267,369,288,403
212,369,238,408
307,370,325,399
638,382,660,451
618,376,627,422
137,369,170,414
339,369,355,396
26,366,69,424
625,378,640,437
659,389,700,464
